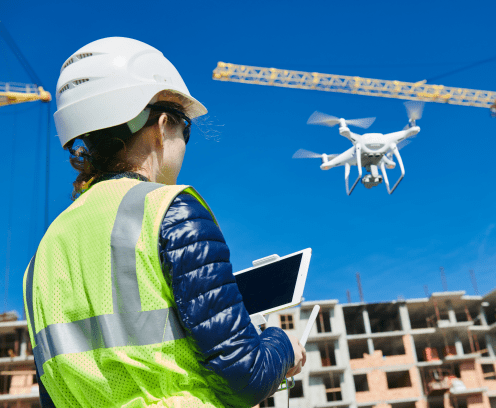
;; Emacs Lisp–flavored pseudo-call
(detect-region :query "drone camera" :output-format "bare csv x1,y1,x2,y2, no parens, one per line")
361,174,383,189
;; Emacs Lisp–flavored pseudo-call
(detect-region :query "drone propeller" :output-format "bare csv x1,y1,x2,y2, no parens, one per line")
307,111,376,129
292,149,338,160
397,139,412,151
403,101,425,129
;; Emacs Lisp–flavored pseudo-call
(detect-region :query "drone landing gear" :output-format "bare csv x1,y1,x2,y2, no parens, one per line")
345,144,362,195
380,146,405,194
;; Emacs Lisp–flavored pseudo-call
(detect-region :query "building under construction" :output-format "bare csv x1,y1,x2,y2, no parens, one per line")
0,311,39,408
2,288,496,408
256,288,496,408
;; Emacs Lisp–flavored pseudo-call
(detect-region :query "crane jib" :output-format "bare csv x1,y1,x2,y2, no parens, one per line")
213,62,496,111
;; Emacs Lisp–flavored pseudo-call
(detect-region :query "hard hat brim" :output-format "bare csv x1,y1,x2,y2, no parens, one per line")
55,83,207,148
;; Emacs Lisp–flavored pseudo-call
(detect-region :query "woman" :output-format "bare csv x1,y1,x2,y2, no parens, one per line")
23,37,306,408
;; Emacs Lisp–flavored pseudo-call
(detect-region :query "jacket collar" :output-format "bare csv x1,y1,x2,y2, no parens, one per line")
95,171,150,184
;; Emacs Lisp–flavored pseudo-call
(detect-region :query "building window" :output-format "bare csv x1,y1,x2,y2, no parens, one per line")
0,373,12,395
386,370,412,389
0,333,16,358
482,364,496,380
260,324,267,332
318,342,337,367
289,380,304,398
280,314,294,330
260,396,275,407
324,373,342,402
317,309,332,333
354,374,369,392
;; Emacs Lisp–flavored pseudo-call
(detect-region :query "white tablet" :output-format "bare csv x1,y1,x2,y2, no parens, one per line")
234,248,312,317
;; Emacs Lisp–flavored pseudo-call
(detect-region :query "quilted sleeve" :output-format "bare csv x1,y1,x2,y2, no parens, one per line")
159,193,295,406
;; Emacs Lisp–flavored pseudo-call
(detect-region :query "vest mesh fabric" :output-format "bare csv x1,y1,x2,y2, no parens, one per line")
23,179,228,408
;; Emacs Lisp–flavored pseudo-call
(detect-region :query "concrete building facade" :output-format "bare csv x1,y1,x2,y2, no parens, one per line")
2,289,496,408
257,289,496,408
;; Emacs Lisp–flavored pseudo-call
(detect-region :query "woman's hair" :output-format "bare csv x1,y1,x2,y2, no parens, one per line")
65,100,184,201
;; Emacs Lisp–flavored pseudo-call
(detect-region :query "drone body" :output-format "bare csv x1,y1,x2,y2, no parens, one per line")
293,102,424,195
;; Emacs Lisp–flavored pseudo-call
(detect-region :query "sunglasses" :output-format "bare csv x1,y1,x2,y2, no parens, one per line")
146,104,192,145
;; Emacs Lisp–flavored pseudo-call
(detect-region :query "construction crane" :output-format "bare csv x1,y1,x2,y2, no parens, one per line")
0,21,51,106
0,81,51,106
212,62,496,116
0,21,52,318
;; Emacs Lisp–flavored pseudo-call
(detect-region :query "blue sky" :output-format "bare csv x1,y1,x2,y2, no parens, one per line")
1,0,496,317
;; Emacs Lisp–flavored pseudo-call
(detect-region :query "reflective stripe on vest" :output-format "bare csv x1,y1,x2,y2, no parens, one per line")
26,182,186,377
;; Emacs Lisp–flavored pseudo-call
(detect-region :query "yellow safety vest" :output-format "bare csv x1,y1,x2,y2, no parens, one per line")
23,178,242,408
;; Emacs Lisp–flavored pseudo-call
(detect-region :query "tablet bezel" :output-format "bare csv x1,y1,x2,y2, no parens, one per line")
233,248,312,317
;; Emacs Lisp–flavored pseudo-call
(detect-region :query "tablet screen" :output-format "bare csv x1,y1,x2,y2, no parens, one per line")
234,253,303,315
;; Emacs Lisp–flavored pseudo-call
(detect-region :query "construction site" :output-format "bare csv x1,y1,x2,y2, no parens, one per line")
2,286,496,408
252,287,496,408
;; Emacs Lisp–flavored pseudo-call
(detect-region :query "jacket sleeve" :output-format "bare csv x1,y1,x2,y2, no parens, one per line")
159,193,295,406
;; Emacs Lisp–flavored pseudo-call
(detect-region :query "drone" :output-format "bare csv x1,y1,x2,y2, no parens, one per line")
293,101,424,195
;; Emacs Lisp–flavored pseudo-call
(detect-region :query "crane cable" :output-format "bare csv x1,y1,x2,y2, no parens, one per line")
0,21,50,314
426,53,496,83
4,109,17,313
0,21,42,86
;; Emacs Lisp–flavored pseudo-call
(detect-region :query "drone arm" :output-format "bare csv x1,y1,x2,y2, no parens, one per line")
404,126,420,139
345,144,362,195
387,126,420,145
339,126,356,142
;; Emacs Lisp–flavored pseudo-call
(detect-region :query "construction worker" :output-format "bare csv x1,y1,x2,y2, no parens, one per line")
23,37,306,408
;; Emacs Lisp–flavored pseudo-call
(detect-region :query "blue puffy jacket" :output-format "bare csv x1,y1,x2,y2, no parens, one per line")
36,172,294,407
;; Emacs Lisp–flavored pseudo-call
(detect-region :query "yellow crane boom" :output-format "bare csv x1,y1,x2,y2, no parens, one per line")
213,62,496,114
0,81,51,107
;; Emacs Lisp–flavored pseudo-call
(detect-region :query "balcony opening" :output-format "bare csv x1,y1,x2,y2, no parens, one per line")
409,305,430,329
408,303,450,329
324,373,342,402
374,336,405,357
348,339,369,360
386,370,412,389
260,397,275,407
316,309,332,333
0,333,17,358
482,364,496,380
413,332,449,362
490,397,496,408
475,335,490,357
353,374,369,392
343,306,365,335
368,304,402,333
289,380,304,398
318,342,337,367
279,314,294,330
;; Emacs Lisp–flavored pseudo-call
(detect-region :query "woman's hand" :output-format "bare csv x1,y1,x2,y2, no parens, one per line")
285,333,306,378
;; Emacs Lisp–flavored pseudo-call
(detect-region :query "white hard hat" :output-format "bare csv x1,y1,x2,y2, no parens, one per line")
54,37,207,148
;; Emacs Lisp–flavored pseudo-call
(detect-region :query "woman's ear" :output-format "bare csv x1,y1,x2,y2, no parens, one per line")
156,113,168,146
